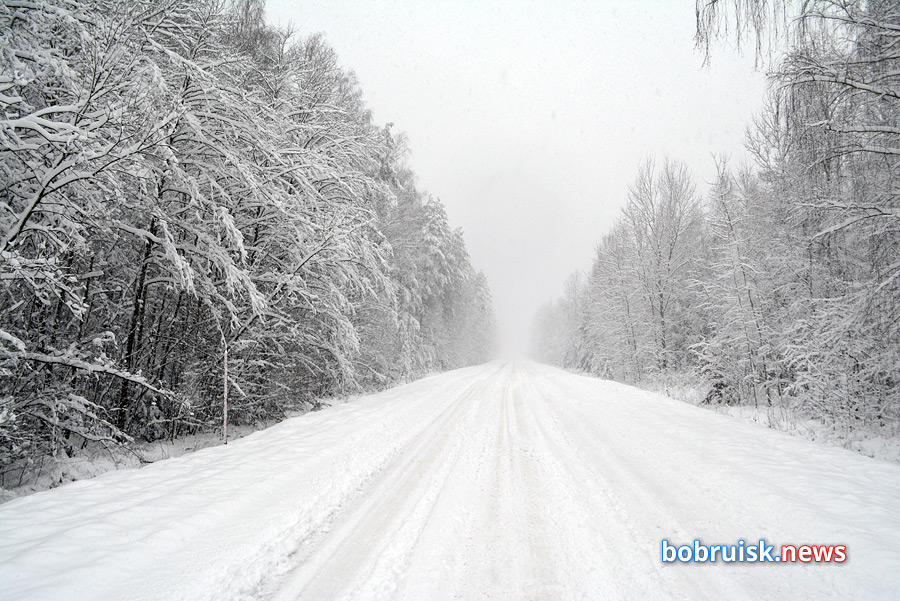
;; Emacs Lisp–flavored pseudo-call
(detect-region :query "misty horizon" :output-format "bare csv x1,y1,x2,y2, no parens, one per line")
265,0,768,355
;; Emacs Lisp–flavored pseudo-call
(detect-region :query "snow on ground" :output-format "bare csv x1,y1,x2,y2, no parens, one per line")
0,423,266,504
1,361,899,600
645,375,900,465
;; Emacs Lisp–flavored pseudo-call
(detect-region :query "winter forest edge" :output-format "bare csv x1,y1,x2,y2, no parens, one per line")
0,0,495,490
531,1,900,456
2,0,900,496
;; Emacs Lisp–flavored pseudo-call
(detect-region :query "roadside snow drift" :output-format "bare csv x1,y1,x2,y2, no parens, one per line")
1,361,899,600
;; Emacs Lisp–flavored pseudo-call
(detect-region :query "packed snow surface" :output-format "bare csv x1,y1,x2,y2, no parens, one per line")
1,361,899,600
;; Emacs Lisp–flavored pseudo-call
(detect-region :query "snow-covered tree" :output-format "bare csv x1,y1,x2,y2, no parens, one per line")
535,1,899,436
0,0,494,486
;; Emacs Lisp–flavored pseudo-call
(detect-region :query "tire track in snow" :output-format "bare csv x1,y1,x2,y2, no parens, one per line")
523,362,900,600
518,365,737,600
4,361,900,601
265,365,505,600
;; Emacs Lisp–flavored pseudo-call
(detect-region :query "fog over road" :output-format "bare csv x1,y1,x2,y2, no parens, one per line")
2,362,898,600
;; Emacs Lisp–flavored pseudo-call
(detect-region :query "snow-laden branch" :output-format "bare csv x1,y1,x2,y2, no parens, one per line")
15,351,174,398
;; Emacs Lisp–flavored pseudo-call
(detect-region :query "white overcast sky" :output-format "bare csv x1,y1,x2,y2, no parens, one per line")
265,0,769,355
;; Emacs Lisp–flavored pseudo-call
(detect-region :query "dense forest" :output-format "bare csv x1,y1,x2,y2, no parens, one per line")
0,0,494,484
532,0,899,433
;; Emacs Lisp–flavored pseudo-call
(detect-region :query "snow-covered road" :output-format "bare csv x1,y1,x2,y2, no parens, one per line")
2,361,899,600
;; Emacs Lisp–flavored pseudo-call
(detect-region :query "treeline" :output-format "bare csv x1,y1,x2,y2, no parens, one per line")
0,0,494,481
532,0,899,433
